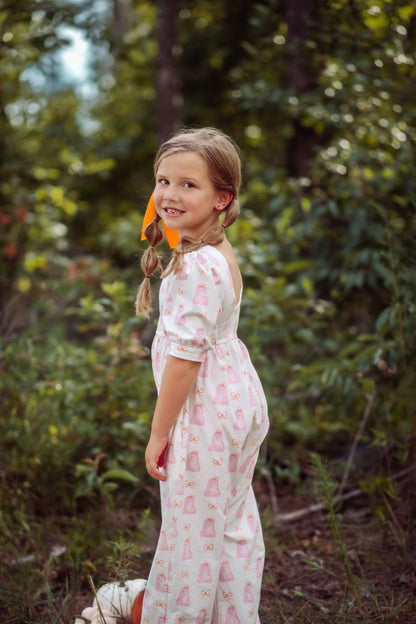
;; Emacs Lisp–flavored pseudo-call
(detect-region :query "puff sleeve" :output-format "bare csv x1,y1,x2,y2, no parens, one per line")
159,250,224,362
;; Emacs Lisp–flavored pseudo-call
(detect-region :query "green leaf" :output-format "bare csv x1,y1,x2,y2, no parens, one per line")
101,469,138,484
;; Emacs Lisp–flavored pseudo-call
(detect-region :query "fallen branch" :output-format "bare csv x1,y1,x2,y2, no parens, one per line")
274,466,414,524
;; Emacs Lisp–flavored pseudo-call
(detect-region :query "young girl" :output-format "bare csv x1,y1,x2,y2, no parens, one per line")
136,128,269,624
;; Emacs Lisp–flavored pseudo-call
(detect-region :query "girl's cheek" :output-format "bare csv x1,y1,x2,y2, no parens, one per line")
153,189,163,209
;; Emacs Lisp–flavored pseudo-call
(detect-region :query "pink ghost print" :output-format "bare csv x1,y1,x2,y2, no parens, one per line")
209,429,224,452
204,476,220,497
171,517,178,538
175,304,186,326
248,386,257,407
245,459,256,480
227,365,241,384
143,589,150,609
233,408,247,431
192,327,206,347
214,383,229,405
181,426,188,449
224,606,241,624
196,251,208,265
219,560,235,582
177,266,189,280
176,474,184,495
186,450,200,472
239,453,254,474
183,495,197,514
176,585,191,607
228,453,238,472
157,531,169,551
247,514,259,534
243,581,255,604
200,517,216,538
196,608,207,624
182,537,192,560
193,283,209,305
237,538,250,559
155,573,169,593
191,403,205,425
256,556,264,578
236,500,245,519
212,267,221,285
197,561,212,583
167,442,176,464
157,617,166,624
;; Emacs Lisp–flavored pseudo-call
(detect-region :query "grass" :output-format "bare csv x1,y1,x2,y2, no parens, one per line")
1,460,415,623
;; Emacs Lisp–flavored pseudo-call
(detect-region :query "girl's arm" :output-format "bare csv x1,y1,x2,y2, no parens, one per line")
145,355,201,481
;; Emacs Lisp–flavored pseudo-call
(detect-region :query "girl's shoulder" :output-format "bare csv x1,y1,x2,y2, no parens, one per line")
187,245,242,302
184,246,225,272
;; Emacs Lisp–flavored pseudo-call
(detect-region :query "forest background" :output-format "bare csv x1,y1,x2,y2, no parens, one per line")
1,0,416,623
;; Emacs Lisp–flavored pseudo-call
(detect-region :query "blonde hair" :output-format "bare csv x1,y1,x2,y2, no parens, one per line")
136,127,242,317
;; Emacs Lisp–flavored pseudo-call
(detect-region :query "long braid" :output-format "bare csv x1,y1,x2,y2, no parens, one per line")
135,215,164,318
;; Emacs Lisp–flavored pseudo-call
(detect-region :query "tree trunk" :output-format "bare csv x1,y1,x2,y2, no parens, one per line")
285,0,320,177
156,0,181,143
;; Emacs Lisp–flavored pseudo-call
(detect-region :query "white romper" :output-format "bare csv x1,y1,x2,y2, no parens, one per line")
141,245,269,624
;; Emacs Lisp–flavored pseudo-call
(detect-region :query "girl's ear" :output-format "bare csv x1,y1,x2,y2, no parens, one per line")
215,192,233,211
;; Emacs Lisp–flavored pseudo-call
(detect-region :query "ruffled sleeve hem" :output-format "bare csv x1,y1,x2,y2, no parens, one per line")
159,249,224,363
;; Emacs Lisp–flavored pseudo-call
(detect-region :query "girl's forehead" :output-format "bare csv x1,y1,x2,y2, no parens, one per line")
156,151,208,175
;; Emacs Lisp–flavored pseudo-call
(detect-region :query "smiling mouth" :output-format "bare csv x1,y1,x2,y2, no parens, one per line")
164,207,184,216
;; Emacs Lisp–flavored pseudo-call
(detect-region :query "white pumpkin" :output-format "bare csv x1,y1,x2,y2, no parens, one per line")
74,605,119,624
92,579,147,623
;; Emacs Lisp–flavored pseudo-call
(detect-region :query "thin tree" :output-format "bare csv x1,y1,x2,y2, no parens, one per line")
156,0,181,143
285,0,320,177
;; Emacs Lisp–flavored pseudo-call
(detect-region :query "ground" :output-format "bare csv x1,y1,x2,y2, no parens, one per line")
2,468,415,624
257,470,416,624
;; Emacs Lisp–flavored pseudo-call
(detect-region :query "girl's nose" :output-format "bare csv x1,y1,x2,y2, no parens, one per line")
164,185,179,201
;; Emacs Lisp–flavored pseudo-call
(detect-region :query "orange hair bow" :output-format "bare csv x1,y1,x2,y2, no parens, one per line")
140,192,179,249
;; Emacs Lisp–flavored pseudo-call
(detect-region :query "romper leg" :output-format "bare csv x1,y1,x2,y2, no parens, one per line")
213,480,264,623
142,403,267,624
141,413,229,624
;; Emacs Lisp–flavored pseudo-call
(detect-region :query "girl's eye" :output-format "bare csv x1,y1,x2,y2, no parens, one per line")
158,178,169,185
184,182,194,189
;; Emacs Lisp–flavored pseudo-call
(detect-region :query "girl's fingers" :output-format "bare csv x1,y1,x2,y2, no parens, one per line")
146,455,167,481
145,436,168,480
149,459,166,480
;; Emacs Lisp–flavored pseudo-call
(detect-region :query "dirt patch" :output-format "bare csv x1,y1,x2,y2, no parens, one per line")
257,472,416,623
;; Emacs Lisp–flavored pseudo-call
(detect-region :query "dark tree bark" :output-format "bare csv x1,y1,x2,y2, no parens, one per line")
285,0,320,178
156,0,181,144
112,0,129,39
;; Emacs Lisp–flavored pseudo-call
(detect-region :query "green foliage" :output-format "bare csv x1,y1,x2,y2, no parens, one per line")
1,0,416,619
105,534,143,581
310,452,357,593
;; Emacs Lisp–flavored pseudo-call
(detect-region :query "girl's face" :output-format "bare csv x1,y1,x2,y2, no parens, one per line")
154,151,231,240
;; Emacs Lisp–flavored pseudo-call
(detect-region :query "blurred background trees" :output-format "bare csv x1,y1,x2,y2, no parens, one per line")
1,0,416,619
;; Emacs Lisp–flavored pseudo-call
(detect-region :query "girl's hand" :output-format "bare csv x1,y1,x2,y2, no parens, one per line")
145,433,169,481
